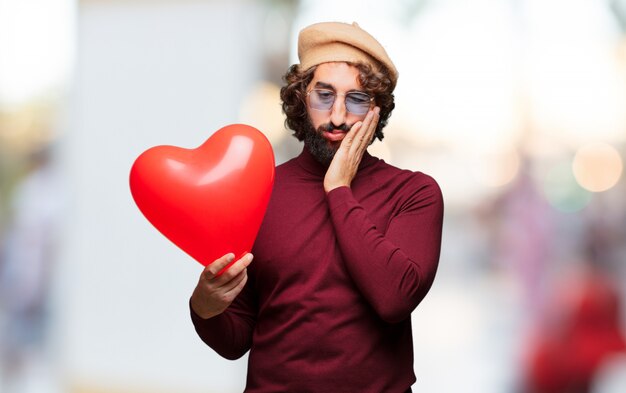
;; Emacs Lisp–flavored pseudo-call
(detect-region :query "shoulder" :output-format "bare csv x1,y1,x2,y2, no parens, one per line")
367,158,443,211
370,158,441,192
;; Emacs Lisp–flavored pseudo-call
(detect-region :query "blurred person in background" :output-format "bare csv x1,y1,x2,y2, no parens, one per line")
478,157,556,322
0,144,63,392
189,21,444,392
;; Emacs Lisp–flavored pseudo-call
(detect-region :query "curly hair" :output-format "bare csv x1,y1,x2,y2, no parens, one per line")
280,62,395,142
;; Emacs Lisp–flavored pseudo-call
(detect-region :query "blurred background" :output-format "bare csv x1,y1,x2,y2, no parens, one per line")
1,0,626,392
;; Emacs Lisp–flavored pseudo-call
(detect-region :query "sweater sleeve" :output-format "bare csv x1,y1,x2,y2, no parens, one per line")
326,176,444,323
189,275,258,360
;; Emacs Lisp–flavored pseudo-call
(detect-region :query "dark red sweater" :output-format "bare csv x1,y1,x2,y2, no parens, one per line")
191,147,444,392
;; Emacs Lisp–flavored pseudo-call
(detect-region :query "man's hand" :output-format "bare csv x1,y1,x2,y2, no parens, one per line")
324,107,380,193
190,253,253,319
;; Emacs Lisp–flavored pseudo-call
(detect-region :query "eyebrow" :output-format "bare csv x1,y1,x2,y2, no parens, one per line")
313,81,366,94
314,81,335,90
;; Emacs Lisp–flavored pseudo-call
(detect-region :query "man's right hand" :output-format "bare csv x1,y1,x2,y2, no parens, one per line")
190,252,253,319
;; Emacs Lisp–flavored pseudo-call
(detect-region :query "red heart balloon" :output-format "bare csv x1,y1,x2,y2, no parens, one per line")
129,124,275,267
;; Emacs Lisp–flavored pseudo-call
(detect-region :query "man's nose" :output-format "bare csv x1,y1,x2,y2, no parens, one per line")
330,96,347,127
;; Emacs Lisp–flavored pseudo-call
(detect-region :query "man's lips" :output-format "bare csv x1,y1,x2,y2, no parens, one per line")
322,129,347,142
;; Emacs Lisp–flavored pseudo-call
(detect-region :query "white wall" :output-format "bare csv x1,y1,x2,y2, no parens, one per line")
57,1,266,391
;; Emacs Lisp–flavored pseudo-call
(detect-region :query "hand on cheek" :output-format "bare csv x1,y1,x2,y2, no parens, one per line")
323,107,380,193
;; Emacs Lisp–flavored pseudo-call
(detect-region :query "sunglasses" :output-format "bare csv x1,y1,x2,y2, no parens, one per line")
306,88,374,116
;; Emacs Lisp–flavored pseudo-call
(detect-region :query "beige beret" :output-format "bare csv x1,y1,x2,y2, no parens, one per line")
297,21,398,88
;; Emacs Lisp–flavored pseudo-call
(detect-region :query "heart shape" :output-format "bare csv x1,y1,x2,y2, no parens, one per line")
130,124,275,266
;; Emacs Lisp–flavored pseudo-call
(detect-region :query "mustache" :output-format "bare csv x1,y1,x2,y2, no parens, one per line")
318,122,350,133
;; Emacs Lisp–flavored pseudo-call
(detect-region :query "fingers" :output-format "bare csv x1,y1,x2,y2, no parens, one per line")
215,253,253,284
348,107,380,156
340,121,362,150
360,107,380,145
344,106,379,147
203,253,253,283
203,253,235,279
191,253,252,319
368,107,380,139
223,269,248,295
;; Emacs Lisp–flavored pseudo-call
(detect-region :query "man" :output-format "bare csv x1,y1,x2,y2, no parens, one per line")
190,21,444,392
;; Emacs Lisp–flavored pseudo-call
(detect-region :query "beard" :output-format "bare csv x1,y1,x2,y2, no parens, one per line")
302,119,351,166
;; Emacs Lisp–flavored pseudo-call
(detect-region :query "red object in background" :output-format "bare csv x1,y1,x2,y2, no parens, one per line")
524,272,626,393
129,124,275,267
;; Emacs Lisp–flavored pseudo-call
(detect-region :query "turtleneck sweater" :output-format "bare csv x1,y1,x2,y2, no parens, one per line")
190,147,444,393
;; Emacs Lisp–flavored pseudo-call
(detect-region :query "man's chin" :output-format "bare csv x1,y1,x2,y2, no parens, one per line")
308,146,336,166
304,137,338,166
302,121,343,165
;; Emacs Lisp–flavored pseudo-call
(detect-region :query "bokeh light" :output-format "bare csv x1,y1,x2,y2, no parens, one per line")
541,159,593,212
572,142,623,192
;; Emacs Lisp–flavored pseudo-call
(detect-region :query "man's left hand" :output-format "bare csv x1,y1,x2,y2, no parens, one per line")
324,106,380,193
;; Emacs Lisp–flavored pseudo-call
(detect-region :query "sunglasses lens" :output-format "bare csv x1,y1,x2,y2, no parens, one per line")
309,90,335,111
345,92,371,115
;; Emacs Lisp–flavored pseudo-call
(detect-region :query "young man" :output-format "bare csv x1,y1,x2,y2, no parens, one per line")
190,21,444,392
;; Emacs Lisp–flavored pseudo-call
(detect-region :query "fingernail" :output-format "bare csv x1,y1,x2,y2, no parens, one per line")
227,254,235,262
248,254,254,262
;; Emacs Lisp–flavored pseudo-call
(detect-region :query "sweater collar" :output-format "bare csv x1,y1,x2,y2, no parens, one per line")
295,145,378,178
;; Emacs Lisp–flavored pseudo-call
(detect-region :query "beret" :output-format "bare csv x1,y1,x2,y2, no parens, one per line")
297,21,398,88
